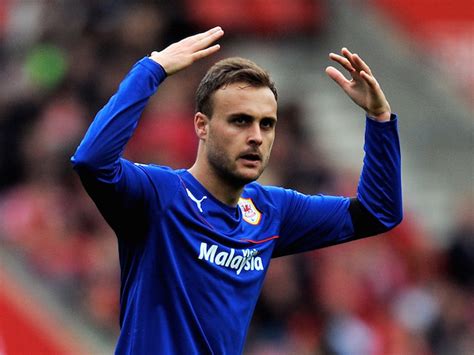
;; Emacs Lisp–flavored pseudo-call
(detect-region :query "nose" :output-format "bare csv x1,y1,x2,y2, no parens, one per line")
247,123,263,146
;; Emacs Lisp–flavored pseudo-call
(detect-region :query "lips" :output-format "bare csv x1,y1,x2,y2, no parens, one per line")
238,151,262,162
240,154,261,161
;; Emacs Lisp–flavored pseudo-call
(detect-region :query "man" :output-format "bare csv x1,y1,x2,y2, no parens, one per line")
72,27,402,354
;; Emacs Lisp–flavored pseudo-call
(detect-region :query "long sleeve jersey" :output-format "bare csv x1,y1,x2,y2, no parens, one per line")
71,57,402,354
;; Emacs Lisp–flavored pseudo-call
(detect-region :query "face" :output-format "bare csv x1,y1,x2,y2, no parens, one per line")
199,82,278,187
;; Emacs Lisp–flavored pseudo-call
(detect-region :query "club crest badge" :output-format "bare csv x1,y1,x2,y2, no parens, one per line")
238,198,262,225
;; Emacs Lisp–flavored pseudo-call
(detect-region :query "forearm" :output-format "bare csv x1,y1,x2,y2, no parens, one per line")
71,57,166,178
351,114,403,236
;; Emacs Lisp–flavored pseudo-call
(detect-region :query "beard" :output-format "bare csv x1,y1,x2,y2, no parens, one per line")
206,139,267,188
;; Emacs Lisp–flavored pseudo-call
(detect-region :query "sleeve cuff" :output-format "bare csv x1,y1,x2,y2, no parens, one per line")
366,113,398,127
137,56,167,84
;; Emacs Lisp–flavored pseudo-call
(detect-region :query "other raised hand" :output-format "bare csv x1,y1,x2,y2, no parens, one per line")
326,48,391,122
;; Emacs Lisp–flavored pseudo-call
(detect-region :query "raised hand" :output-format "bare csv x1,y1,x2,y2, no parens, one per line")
150,26,224,76
326,48,391,122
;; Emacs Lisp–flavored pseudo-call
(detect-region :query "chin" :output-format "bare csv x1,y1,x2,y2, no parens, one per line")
209,157,265,187
234,169,263,185
217,169,259,188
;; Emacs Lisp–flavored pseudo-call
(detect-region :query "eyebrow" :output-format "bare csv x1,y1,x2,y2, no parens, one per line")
228,113,277,122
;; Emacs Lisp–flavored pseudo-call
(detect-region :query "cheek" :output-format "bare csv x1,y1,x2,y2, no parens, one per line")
211,126,241,146
209,129,235,153
264,134,275,153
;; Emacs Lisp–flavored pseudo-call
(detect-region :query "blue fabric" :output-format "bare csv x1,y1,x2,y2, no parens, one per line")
357,115,403,229
71,57,402,354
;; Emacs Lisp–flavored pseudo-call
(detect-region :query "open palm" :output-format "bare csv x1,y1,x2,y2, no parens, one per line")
150,26,224,76
326,48,391,122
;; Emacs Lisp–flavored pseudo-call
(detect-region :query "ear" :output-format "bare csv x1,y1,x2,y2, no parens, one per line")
194,112,209,140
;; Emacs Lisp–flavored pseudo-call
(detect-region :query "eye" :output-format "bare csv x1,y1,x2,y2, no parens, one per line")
231,115,251,125
261,118,276,129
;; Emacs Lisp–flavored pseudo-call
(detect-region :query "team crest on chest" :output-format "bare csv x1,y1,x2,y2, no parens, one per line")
238,198,262,225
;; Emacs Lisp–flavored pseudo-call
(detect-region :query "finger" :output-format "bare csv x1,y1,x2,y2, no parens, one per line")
192,44,221,61
191,26,222,40
341,47,353,56
353,54,372,75
193,28,224,50
186,26,223,42
341,47,358,69
341,48,369,76
360,70,378,90
325,66,350,88
329,53,355,73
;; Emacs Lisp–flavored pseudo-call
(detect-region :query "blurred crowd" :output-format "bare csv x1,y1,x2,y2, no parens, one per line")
0,1,472,354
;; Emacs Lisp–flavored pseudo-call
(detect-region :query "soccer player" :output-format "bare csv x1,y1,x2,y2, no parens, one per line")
72,26,402,354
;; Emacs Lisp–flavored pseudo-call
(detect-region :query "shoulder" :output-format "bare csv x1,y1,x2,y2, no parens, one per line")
243,183,348,217
245,182,300,199
132,163,183,189
128,163,186,210
134,163,178,176
242,182,297,212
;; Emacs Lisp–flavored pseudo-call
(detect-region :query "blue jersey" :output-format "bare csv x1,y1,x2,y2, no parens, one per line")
72,58,402,354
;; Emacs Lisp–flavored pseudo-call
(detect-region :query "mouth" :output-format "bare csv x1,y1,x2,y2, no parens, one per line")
238,152,263,170
238,152,262,162
239,152,262,164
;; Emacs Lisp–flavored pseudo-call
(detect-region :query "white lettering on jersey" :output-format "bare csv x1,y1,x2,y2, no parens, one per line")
186,188,207,213
198,242,264,275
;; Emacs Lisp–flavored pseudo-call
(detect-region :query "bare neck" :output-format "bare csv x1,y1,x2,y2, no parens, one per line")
188,158,244,207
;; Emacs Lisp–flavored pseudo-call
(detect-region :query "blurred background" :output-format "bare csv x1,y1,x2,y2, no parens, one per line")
0,0,472,354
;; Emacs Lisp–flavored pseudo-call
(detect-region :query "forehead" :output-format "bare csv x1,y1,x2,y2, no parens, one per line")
211,82,277,118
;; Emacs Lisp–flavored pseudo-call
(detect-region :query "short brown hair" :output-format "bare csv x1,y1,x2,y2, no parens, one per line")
195,57,278,117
